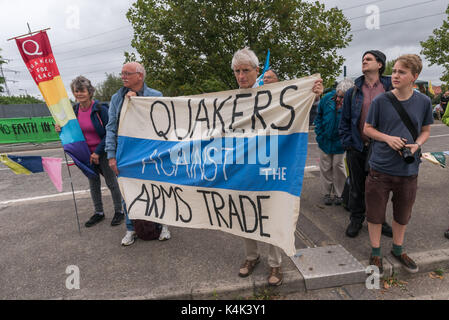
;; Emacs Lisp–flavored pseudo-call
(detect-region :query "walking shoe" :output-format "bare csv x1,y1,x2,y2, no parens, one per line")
390,251,419,273
381,222,393,238
368,254,384,277
238,256,260,277
444,229,449,240
334,197,343,206
324,194,333,206
158,225,171,241
111,211,124,226
85,213,105,228
268,267,283,286
121,231,137,246
346,220,362,238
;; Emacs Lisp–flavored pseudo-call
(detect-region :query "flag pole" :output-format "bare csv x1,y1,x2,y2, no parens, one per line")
7,26,51,41
64,152,81,235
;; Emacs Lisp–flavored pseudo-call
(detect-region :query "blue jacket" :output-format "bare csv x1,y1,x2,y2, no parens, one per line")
314,90,344,154
74,100,109,156
338,75,392,152
105,84,163,159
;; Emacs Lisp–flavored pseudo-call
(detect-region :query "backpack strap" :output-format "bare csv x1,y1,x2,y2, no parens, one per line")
385,91,418,141
96,112,104,128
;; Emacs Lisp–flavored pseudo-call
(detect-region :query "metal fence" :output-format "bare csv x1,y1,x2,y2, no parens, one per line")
0,102,108,118
0,103,51,118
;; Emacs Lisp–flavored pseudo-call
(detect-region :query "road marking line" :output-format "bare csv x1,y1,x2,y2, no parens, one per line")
428,134,449,139
0,187,107,205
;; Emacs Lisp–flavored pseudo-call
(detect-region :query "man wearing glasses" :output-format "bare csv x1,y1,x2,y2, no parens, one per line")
263,69,279,84
105,62,172,246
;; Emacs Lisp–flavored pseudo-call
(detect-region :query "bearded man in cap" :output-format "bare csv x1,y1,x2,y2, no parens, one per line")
338,50,394,238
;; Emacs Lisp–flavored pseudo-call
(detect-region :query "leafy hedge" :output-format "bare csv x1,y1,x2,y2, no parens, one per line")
0,95,44,105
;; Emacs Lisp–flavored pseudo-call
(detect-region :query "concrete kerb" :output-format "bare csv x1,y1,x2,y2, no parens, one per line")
188,248,449,300
386,248,449,277
361,248,449,280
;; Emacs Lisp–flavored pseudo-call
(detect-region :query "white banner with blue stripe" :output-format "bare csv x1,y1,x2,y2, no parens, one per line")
116,74,319,256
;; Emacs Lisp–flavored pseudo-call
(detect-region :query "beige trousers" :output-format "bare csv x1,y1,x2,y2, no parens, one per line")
243,238,282,268
319,151,346,197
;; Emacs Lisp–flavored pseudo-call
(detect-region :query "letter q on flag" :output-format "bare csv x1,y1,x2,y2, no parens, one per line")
22,40,43,56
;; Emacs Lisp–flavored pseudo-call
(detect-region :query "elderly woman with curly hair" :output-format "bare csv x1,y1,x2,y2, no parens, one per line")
56,76,124,228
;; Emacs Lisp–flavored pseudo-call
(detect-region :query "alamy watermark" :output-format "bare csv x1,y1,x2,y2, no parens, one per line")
365,5,380,30
65,265,80,290
365,265,381,290
66,5,80,30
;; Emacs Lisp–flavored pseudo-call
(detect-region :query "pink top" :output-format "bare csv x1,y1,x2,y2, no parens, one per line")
78,101,101,153
359,79,385,143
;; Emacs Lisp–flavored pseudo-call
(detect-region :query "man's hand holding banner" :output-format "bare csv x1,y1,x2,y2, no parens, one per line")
117,75,319,256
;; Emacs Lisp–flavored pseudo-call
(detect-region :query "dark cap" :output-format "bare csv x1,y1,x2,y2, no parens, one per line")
363,50,386,75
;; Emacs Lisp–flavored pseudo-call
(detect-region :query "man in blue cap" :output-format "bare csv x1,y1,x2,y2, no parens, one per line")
339,50,394,238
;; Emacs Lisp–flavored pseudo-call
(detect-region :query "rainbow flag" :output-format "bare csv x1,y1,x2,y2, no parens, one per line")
15,31,97,179
0,154,63,192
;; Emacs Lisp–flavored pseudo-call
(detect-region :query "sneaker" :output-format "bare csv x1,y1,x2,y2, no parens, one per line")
268,267,283,286
444,229,449,240
390,251,419,273
334,197,343,206
111,211,124,226
85,213,104,228
346,220,362,238
369,254,384,277
324,194,333,206
238,256,260,277
158,225,171,241
121,231,137,246
381,222,393,238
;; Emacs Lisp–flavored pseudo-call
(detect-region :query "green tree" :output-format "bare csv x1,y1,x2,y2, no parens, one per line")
93,73,123,102
383,59,396,76
126,0,352,96
420,5,449,83
0,95,44,104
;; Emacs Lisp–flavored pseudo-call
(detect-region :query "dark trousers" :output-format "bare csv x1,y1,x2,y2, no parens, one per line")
346,146,369,223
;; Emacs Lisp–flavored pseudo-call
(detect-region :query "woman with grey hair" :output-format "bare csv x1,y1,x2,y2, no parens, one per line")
314,78,354,205
56,76,124,228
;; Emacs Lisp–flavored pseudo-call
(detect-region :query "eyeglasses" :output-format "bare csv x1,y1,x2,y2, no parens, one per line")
120,72,139,77
336,95,344,99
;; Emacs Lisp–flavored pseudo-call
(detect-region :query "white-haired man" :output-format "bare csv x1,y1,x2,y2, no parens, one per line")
232,47,323,286
314,78,354,206
105,62,172,246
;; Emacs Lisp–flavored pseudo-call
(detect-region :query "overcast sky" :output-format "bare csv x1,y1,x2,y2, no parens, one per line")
0,0,447,100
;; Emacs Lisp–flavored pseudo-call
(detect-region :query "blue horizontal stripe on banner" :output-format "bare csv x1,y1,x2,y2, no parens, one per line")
59,119,85,145
117,133,308,197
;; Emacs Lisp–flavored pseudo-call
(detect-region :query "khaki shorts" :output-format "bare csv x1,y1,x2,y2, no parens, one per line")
365,169,418,225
